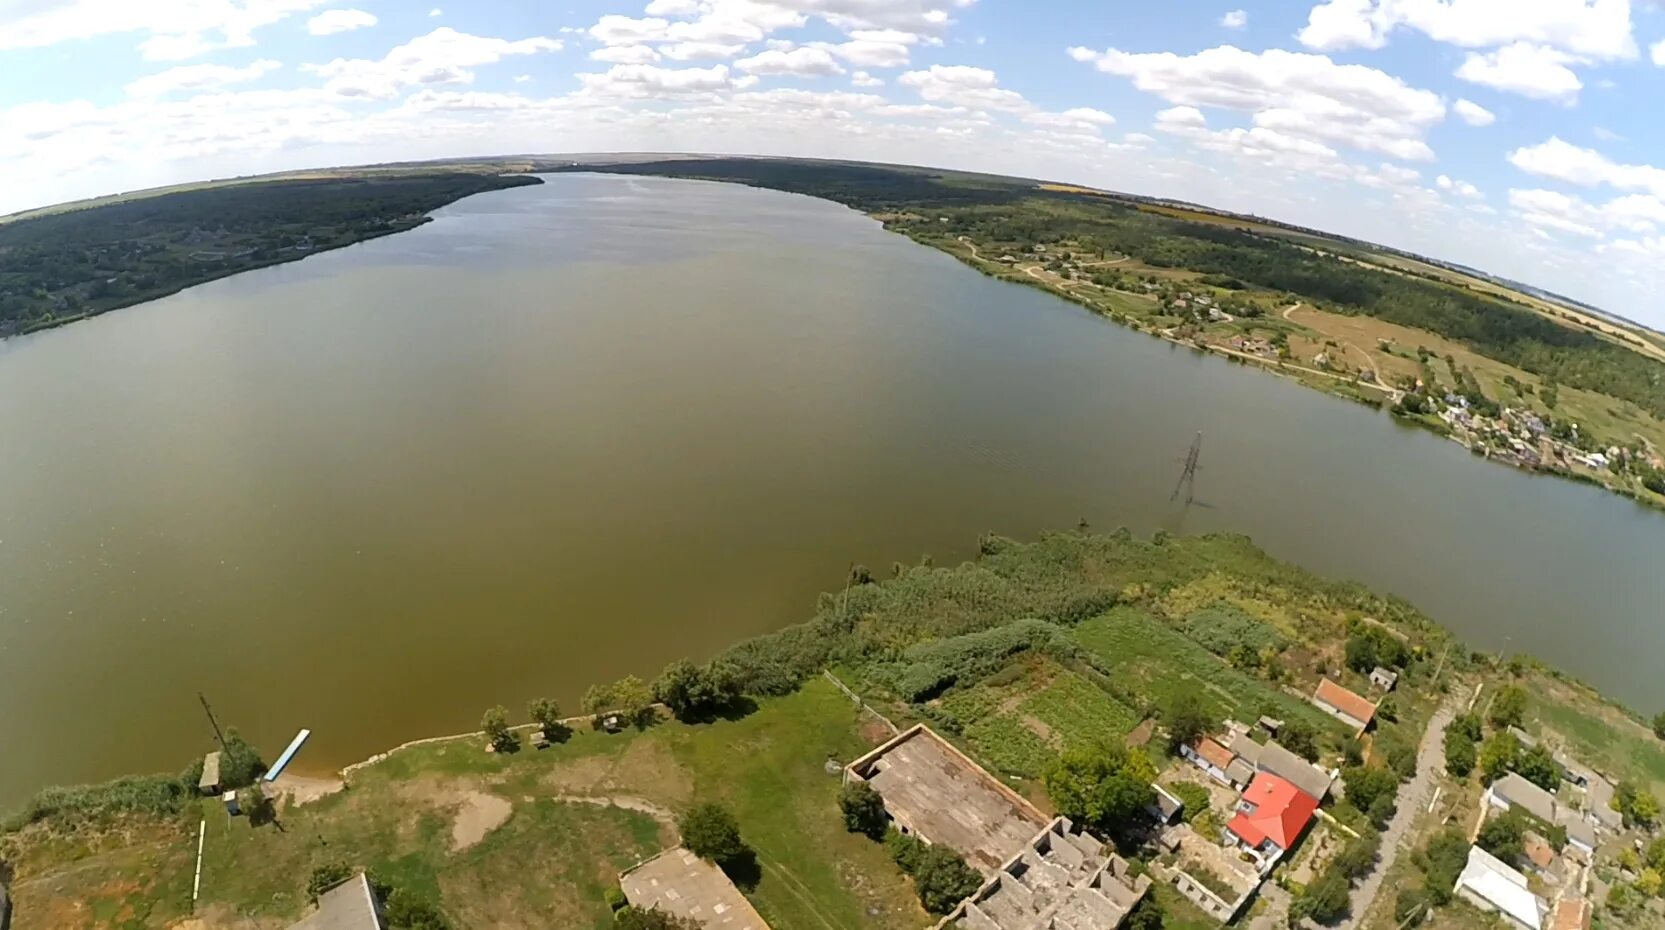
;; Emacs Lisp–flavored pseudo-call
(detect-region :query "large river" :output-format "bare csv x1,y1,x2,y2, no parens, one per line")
1,173,1659,805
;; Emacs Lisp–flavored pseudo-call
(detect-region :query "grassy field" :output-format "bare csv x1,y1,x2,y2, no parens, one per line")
4,678,925,930
1071,606,1341,734
1527,674,1665,801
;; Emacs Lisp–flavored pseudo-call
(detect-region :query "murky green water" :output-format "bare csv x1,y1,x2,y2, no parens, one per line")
1,173,1659,805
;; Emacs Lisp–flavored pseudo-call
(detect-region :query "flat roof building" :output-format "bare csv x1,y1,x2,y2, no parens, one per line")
846,725,1048,873
288,873,384,930
621,848,770,930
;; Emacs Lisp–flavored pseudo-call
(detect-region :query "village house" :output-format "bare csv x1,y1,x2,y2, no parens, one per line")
1226,734,1335,802
1311,678,1377,732
1551,897,1592,930
287,872,385,930
1181,737,1238,786
1224,773,1318,872
1485,773,1596,859
1453,845,1547,930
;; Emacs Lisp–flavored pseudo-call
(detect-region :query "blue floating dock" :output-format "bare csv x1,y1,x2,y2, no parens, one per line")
264,728,311,782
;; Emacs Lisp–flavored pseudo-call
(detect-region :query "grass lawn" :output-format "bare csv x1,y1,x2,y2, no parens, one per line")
1528,675,1665,801
5,678,925,930
1072,607,1340,733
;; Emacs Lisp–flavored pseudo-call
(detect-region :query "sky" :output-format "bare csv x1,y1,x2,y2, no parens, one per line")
4,1,1665,324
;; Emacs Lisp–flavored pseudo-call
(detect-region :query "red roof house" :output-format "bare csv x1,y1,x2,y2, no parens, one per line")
1227,773,1319,858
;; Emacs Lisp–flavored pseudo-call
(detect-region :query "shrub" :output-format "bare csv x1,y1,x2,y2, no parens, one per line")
218,729,267,790
1416,829,1470,903
653,660,743,721
307,861,353,900
839,781,888,840
1291,870,1350,925
912,845,983,914
603,887,629,912
890,619,1069,702
615,908,699,930
1444,729,1476,777
1342,765,1398,827
481,705,517,754
4,774,192,831
1488,685,1527,729
1170,782,1211,823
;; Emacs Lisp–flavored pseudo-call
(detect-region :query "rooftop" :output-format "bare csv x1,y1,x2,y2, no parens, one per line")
1551,897,1592,930
1227,773,1318,851
1492,772,1559,825
199,751,222,790
1455,845,1546,930
621,847,771,930
1226,735,1333,801
847,725,1048,873
945,818,1152,930
287,873,384,930
1192,738,1235,771
1313,679,1377,726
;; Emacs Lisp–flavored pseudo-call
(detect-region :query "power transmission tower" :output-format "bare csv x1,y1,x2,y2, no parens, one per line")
198,692,229,754
1171,432,1202,504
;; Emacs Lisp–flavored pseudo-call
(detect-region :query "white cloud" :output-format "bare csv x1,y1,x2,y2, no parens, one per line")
1654,38,1665,65
1124,132,1156,145
1155,105,1208,129
591,44,661,64
1221,10,1247,29
1452,98,1495,126
1509,137,1665,197
660,41,749,60
1455,43,1582,102
307,8,376,36
899,65,1027,111
1509,188,1604,238
0,0,328,59
735,47,845,76
851,70,884,87
126,59,282,98
1297,0,1637,60
576,63,747,98
304,27,563,100
645,0,703,14
590,15,672,46
1436,174,1483,199
1070,44,1445,161
429,7,442,16
513,74,531,83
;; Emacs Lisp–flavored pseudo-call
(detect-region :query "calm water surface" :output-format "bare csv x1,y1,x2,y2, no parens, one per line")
1,174,1659,804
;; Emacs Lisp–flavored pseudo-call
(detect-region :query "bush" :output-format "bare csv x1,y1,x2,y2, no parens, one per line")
307,861,353,900
4,773,192,831
890,619,1070,702
1394,886,1431,926
678,804,748,865
839,781,888,840
604,887,629,912
1416,829,1470,903
1181,605,1285,657
1279,720,1321,762
1488,685,1527,729
384,888,451,930
1332,828,1380,880
911,845,983,914
1342,766,1398,827
1291,870,1350,925
885,828,927,874
615,908,699,930
218,729,267,790
1170,782,1211,823
1444,729,1476,777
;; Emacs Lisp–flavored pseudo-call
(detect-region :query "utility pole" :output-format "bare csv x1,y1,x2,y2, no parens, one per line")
1171,431,1202,504
198,692,228,754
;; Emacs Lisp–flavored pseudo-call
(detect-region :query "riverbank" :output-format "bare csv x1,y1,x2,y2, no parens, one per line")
5,529,1662,929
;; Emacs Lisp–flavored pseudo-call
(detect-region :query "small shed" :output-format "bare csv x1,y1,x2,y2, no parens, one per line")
198,751,223,795
1369,667,1399,692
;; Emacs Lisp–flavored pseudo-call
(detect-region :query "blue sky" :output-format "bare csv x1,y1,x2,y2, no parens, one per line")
5,0,1665,322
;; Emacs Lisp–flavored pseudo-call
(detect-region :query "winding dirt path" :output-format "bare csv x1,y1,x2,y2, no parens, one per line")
1284,303,1387,388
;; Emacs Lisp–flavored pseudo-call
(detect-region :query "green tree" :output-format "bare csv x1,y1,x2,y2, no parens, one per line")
528,697,565,741
1291,870,1350,925
307,861,352,900
1279,720,1321,762
678,803,748,865
1415,829,1471,904
581,682,615,716
1448,713,1483,743
1616,781,1660,828
1477,811,1526,864
653,660,743,721
1646,836,1665,872
912,845,982,914
480,705,517,754
1514,744,1560,790
1162,692,1209,753
1444,730,1476,778
1342,765,1398,826
219,728,266,790
1170,782,1210,823
1653,712,1665,741
1478,731,1520,783
1332,828,1381,880
839,781,888,840
1488,685,1528,730
1123,895,1164,930
1043,744,1156,833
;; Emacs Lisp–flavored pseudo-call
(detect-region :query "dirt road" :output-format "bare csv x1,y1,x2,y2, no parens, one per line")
1338,700,1458,929
1284,303,1388,388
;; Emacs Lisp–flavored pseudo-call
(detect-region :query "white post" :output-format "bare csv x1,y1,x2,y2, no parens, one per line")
192,818,206,908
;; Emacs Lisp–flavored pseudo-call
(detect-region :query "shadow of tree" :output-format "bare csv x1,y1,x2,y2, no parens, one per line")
719,849,762,893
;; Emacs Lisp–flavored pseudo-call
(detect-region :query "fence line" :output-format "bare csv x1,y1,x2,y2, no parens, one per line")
822,670,898,736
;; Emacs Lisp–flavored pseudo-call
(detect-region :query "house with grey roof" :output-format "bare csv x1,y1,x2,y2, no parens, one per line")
1486,773,1596,858
1227,734,1335,801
